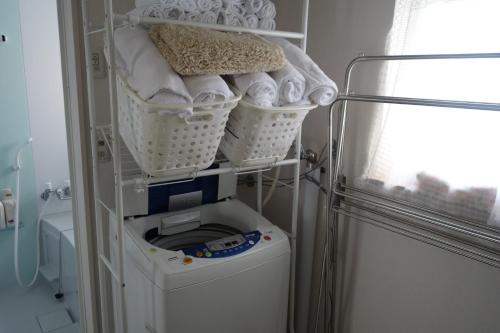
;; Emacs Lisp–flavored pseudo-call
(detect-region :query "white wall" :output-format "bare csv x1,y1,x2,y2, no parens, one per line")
295,0,500,332
19,0,71,214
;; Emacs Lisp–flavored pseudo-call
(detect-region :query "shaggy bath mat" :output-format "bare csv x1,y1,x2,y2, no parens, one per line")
149,23,285,75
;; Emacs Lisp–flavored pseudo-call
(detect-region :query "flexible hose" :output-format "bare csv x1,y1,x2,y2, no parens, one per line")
262,167,281,207
13,138,51,288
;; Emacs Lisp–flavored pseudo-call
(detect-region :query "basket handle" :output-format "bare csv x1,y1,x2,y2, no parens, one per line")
184,113,214,125
272,112,299,122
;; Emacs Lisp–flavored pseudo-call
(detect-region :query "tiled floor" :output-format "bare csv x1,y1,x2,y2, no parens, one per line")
0,279,80,333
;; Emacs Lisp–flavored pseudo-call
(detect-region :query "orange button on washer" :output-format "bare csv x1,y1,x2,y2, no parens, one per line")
264,235,272,241
195,251,203,257
183,256,193,264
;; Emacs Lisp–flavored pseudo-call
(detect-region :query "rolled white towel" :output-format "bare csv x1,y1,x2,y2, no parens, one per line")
245,14,259,28
196,0,213,12
222,0,245,15
113,26,193,116
134,3,163,17
201,10,219,24
244,0,264,14
212,0,223,11
178,0,197,12
218,11,247,26
258,17,276,30
231,72,277,107
162,6,184,19
160,0,178,10
269,60,306,106
183,75,234,103
270,38,338,106
256,0,275,18
223,0,243,8
185,11,203,22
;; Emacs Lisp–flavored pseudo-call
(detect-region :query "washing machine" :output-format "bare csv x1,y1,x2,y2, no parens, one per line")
110,199,290,333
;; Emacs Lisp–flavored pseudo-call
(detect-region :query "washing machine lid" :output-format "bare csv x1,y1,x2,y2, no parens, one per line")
144,223,261,258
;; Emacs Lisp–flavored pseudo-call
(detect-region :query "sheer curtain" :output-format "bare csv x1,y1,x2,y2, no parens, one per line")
359,0,500,227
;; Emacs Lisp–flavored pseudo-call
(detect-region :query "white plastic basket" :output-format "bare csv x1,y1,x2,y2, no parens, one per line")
219,99,317,167
116,75,241,177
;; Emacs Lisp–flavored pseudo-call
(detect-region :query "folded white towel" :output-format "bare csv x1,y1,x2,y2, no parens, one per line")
183,75,234,103
270,38,338,106
245,14,259,28
179,0,197,12
258,17,276,30
231,72,277,107
270,60,306,106
113,26,193,115
197,0,214,12
256,0,275,18
244,0,264,14
201,10,219,24
218,11,247,26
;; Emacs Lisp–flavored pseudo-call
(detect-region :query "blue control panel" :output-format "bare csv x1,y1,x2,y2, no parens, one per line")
182,231,261,259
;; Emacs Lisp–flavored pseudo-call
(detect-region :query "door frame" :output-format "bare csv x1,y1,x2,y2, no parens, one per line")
57,0,100,331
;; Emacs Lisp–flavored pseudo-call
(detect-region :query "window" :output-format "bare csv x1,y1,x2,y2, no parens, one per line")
360,0,500,227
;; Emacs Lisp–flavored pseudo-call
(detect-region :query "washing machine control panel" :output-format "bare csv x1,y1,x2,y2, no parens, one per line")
182,231,261,258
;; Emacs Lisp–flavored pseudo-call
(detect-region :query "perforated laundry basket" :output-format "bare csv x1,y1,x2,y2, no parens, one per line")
116,76,241,177
219,99,317,167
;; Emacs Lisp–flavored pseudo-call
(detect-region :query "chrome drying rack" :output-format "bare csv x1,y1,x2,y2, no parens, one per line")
320,53,500,333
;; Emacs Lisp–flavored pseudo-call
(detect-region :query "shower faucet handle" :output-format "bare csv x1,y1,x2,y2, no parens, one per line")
56,184,72,201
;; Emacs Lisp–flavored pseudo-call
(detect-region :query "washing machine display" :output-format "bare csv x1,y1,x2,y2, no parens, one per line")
145,223,261,258
182,231,261,258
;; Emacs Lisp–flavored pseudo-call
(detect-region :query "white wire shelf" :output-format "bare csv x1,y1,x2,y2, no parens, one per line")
97,124,299,187
113,13,305,40
123,158,300,187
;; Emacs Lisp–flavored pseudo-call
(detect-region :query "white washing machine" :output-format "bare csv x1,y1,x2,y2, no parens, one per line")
110,199,290,333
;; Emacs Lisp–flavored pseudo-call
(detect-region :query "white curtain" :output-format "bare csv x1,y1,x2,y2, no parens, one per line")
358,0,500,227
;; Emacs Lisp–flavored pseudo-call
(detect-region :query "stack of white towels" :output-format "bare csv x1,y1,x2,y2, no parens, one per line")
230,37,338,107
113,25,234,118
113,25,338,113
132,0,276,29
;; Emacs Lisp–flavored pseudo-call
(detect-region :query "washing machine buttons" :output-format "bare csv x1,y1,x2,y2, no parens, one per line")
264,235,272,241
183,257,193,265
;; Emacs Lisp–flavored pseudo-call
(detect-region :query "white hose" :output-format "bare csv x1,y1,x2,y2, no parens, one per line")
262,167,281,207
13,138,51,288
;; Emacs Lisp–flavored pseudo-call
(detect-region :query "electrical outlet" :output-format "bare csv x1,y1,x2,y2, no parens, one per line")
96,131,112,163
92,49,106,79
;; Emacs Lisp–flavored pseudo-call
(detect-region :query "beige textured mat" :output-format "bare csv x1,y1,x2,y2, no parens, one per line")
149,23,285,75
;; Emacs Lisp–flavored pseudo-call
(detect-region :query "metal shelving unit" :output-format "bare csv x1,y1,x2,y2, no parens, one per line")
321,53,500,333
81,1,312,332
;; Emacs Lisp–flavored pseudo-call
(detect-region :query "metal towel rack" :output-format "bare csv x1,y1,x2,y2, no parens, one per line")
317,53,500,333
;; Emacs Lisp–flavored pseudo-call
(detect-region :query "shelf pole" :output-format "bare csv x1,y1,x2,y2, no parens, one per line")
103,0,128,331
289,2,310,333
114,14,305,39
